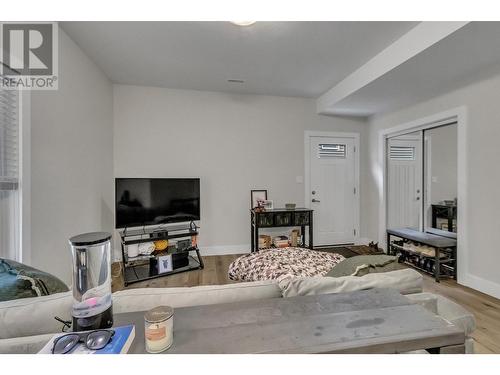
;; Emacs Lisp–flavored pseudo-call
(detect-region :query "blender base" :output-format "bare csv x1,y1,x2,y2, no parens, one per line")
72,305,113,332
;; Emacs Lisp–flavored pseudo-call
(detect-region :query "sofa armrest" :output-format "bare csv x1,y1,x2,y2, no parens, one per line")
405,293,438,314
406,292,476,337
434,294,476,336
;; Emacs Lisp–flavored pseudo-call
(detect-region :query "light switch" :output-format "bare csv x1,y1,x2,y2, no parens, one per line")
432,176,438,183
295,176,303,184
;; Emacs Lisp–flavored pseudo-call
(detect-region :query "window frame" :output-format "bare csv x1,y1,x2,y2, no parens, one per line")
0,88,30,263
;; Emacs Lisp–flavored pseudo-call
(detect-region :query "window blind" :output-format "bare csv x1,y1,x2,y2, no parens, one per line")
318,143,346,158
389,146,415,161
0,89,19,190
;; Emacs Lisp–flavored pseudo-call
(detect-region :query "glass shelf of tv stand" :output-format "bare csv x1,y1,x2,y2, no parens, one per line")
124,247,199,266
123,253,203,286
119,223,199,246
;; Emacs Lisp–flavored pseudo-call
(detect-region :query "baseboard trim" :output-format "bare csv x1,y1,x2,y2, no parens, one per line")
461,273,500,300
200,244,251,256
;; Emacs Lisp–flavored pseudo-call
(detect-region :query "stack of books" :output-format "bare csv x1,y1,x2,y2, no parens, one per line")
38,325,135,354
273,236,290,248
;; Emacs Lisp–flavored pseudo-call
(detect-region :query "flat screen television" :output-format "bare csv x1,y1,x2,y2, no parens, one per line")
115,178,200,228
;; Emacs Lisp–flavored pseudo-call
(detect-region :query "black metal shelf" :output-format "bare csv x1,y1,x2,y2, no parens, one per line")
387,228,457,282
123,255,203,285
122,230,198,245
119,222,204,286
250,208,313,253
124,246,199,266
400,260,455,280
389,243,453,260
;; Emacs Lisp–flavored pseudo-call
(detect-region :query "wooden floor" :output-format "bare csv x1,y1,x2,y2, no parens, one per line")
422,275,500,354
112,254,500,354
111,254,240,291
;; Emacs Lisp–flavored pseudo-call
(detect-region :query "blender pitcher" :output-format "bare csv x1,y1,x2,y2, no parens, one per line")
69,232,113,331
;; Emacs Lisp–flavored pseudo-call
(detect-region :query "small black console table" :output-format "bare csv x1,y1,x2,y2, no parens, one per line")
431,204,457,232
387,228,457,282
250,208,313,252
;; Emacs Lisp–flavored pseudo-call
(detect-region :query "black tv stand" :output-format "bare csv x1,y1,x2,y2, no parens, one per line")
119,222,204,286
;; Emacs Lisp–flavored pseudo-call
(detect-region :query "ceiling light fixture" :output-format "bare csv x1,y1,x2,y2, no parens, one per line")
230,21,256,27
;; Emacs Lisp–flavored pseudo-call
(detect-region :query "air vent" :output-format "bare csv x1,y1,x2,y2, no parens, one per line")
389,146,415,160
318,143,346,158
227,79,245,83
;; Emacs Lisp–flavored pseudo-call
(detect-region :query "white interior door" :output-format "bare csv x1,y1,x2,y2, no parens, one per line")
387,136,423,230
309,136,357,245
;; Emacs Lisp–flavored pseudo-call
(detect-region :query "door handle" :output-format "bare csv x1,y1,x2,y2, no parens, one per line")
312,199,321,203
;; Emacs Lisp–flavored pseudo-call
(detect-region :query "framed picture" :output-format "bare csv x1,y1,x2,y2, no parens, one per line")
251,189,268,208
262,200,274,210
158,254,173,274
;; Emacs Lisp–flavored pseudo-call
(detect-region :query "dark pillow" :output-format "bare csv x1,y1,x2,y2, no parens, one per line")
0,258,69,302
326,254,406,278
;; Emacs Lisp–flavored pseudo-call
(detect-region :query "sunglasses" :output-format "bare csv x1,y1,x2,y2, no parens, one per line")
51,329,115,354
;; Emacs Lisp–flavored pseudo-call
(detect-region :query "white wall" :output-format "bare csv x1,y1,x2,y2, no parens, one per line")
366,72,500,298
113,85,367,255
30,28,114,284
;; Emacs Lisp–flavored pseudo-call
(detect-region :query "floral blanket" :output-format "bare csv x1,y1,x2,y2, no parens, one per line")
228,247,345,282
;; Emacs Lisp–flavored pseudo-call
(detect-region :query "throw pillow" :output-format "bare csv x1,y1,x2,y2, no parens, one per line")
279,269,423,298
0,259,69,302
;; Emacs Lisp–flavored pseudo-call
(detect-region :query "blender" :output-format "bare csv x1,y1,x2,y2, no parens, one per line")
69,232,113,331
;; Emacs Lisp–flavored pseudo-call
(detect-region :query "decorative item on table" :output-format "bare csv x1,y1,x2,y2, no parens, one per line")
262,200,274,210
138,241,156,255
285,203,296,210
157,254,173,274
153,239,168,251
441,200,455,206
145,306,174,353
290,229,300,247
38,325,135,354
127,243,139,258
251,189,268,208
258,234,272,249
177,239,191,252
69,232,113,332
273,235,289,248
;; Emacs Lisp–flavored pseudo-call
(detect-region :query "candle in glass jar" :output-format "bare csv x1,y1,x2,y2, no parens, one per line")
144,306,174,353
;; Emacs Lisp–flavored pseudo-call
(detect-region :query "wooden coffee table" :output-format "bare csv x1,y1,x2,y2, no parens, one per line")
113,288,465,354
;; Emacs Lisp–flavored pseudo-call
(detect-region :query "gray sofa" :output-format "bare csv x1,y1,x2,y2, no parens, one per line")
0,269,475,354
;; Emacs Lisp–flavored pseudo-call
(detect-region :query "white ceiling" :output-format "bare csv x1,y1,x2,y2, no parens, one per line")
328,22,500,117
60,21,418,98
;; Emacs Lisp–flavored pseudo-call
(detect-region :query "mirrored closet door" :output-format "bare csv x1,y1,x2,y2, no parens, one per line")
386,122,457,233
424,124,458,232
387,131,423,231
